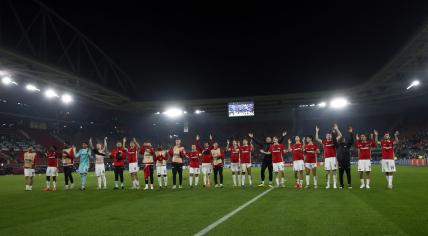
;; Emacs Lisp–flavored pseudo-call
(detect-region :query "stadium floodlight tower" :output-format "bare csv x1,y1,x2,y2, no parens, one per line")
329,97,349,109
163,107,184,118
45,89,59,99
1,76,18,86
25,84,40,92
406,80,420,90
61,94,73,104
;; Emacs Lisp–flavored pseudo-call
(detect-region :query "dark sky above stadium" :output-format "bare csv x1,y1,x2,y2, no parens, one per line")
32,1,428,100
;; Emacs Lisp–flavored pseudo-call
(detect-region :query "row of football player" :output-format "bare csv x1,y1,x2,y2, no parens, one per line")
22,124,399,191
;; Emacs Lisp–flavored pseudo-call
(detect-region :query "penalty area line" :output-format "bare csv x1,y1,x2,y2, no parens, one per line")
194,188,274,236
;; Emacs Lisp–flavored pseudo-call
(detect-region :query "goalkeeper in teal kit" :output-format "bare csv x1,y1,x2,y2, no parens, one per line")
75,142,92,190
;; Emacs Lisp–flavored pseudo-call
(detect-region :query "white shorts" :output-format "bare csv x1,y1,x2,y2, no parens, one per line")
324,157,337,171
230,163,240,172
273,162,284,172
305,163,317,169
381,159,396,173
156,165,167,176
129,162,139,173
189,167,200,175
293,160,305,171
201,163,212,174
24,168,35,177
46,167,58,177
240,163,252,172
95,164,106,176
358,160,372,172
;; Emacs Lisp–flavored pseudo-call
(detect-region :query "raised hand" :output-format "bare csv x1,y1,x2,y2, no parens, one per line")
282,131,287,136
123,137,127,143
288,138,292,144
196,134,200,141
248,133,254,138
209,134,213,140
315,126,320,132
226,139,230,145
104,137,108,140
348,126,353,133
373,130,378,136
333,123,338,130
394,131,399,136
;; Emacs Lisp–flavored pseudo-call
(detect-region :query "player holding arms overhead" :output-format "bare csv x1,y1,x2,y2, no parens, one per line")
62,142,75,190
249,131,287,187
75,141,91,190
23,145,37,191
124,138,141,190
196,134,213,187
141,142,156,190
374,130,399,189
110,138,127,190
264,136,286,187
89,137,108,190
155,146,168,189
239,137,254,188
226,139,241,187
315,124,342,189
169,138,186,189
304,136,319,188
44,145,59,191
355,133,375,189
288,136,304,189
187,144,201,188
211,141,225,188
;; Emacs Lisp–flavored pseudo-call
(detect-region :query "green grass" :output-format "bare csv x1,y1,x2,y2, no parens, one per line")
0,166,427,236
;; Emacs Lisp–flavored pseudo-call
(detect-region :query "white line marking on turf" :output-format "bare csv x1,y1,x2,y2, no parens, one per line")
194,188,274,236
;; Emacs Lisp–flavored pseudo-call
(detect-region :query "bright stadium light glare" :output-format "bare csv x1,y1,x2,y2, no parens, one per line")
329,97,349,109
406,80,420,90
195,109,205,114
163,108,183,118
1,76,18,86
61,94,73,104
318,102,327,108
25,84,40,92
45,89,59,99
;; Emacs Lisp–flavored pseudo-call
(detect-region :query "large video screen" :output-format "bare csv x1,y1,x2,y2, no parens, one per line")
228,101,254,117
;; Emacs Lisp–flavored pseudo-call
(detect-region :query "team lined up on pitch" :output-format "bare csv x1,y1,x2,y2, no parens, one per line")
22,124,399,192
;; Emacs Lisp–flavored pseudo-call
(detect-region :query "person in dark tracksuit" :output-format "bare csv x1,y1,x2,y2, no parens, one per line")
249,131,287,187
336,126,354,189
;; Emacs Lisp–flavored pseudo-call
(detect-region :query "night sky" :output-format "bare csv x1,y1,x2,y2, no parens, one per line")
15,1,428,100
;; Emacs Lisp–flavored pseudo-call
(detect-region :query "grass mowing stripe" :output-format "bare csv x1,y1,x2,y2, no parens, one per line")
194,187,274,236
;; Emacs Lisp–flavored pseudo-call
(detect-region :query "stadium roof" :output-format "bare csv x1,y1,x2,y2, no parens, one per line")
1,1,427,113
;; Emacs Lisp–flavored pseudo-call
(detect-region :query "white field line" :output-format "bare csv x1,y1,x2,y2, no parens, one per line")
194,188,274,236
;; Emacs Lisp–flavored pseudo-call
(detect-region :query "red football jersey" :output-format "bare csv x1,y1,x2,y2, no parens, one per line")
381,140,394,160
127,147,138,163
47,151,58,167
269,143,284,163
201,149,213,163
111,147,126,167
304,144,318,163
291,143,304,161
355,141,375,160
322,139,336,158
187,150,200,168
239,145,252,163
229,146,240,163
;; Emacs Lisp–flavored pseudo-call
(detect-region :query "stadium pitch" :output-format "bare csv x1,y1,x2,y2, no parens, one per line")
0,166,427,236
